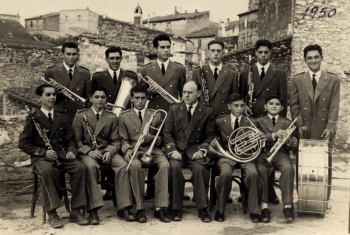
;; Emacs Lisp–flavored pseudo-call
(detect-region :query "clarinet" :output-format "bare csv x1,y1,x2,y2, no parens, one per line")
83,115,99,150
247,55,255,111
199,61,210,106
25,105,61,166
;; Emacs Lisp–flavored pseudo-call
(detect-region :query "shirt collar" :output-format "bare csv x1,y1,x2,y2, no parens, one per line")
108,67,120,79
186,102,198,111
268,114,279,121
256,62,270,74
41,107,54,119
209,63,223,74
230,114,242,123
309,70,321,82
157,59,169,71
91,107,103,116
63,61,75,72
134,108,145,117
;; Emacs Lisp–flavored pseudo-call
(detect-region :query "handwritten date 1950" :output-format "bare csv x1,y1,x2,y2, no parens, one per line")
302,7,336,19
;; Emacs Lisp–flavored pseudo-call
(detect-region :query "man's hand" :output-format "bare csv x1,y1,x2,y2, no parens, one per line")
147,86,157,95
244,105,253,116
124,149,133,163
274,130,289,139
298,126,308,139
102,152,111,164
170,151,182,161
45,150,58,161
52,82,63,94
88,150,103,160
321,129,332,141
192,150,204,160
66,151,76,160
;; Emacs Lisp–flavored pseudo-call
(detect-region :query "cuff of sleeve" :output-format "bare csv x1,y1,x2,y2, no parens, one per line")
326,122,337,134
104,146,116,155
165,143,177,156
34,147,47,157
296,117,304,127
122,144,133,155
78,145,92,155
67,147,78,156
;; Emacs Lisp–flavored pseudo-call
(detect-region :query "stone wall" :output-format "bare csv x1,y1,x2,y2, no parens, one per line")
292,0,350,150
238,11,258,49
45,15,60,31
249,0,260,10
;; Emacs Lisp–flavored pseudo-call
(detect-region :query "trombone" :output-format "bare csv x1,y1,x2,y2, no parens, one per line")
125,109,167,171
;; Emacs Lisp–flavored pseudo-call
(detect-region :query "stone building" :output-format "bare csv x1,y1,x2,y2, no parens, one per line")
0,13,20,22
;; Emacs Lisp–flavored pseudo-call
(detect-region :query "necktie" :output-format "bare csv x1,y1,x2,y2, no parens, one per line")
161,63,165,75
214,68,218,80
48,112,53,124
113,71,117,85
260,67,265,80
233,117,239,130
96,113,100,121
138,111,143,123
188,105,193,121
312,74,317,91
272,117,276,126
68,69,73,80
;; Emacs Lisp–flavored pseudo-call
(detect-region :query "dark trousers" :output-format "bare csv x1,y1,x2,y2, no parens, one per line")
215,158,262,214
33,158,87,212
256,152,294,206
169,156,210,210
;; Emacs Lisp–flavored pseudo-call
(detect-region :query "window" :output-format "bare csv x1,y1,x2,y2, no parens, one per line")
198,39,202,48
30,21,33,27
152,23,156,29
78,15,81,21
66,16,69,21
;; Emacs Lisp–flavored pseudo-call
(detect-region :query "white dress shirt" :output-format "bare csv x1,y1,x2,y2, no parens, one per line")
157,59,169,72
256,62,270,76
308,70,321,83
186,102,198,116
41,107,54,120
209,63,223,76
108,67,121,81
63,61,75,74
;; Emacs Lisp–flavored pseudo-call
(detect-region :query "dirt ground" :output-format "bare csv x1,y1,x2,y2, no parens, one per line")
0,162,349,235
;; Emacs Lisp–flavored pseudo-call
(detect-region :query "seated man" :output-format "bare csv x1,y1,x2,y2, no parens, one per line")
163,81,216,222
214,93,263,223
72,86,135,224
119,84,170,223
256,95,296,223
19,84,88,228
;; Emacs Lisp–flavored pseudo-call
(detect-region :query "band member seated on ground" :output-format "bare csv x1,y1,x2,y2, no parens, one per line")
72,86,136,224
163,80,216,222
19,84,88,228
213,93,263,223
256,95,297,223
119,84,171,223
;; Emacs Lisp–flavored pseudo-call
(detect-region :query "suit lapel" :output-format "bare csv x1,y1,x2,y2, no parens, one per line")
56,64,71,88
113,69,124,100
262,115,275,133
176,103,189,134
102,70,115,91
314,71,331,101
211,66,229,98
300,71,314,100
85,108,97,132
35,110,52,131
150,61,163,84
257,65,277,95
69,66,82,90
273,116,285,132
129,109,142,130
252,65,261,93
50,111,63,138
203,66,215,94
94,110,109,136
162,61,176,87
187,103,205,138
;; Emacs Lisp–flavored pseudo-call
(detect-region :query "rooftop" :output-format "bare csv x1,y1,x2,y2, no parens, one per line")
25,12,59,21
186,24,219,38
143,11,209,24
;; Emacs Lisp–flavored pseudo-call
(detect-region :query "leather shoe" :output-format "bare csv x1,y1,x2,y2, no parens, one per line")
171,209,182,221
154,208,170,222
117,208,135,221
183,193,191,201
214,210,225,222
136,210,147,223
283,208,294,223
268,196,280,205
261,208,271,223
69,210,89,225
227,196,233,204
88,210,100,225
102,190,113,201
47,210,63,228
198,208,211,222
249,213,260,223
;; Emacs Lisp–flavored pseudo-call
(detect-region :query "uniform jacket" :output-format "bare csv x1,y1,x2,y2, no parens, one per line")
239,64,288,118
163,102,216,157
18,110,77,161
91,69,138,104
45,63,91,117
118,108,163,154
72,108,120,157
192,64,239,117
290,70,340,139
140,60,186,112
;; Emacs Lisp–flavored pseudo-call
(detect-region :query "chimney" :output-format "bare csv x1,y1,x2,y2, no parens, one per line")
175,6,177,14
148,14,150,28
195,9,198,13
185,10,187,13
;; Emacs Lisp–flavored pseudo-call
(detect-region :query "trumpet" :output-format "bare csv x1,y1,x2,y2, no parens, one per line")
139,74,181,104
125,109,167,171
265,118,297,163
199,61,210,106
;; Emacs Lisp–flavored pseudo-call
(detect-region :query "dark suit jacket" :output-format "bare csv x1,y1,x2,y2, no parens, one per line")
290,70,340,139
45,63,91,122
140,60,186,112
163,102,215,158
18,110,77,163
72,108,120,157
91,69,138,104
192,64,239,117
119,108,163,154
239,64,288,118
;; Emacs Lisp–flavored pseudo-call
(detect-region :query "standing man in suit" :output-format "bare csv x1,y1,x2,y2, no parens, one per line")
19,84,88,228
45,42,91,127
141,33,187,200
119,84,170,223
192,40,239,117
290,44,340,199
72,86,135,225
214,93,263,223
239,39,288,203
163,81,216,222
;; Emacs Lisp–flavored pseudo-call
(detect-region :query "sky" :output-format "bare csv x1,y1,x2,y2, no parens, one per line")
0,0,249,26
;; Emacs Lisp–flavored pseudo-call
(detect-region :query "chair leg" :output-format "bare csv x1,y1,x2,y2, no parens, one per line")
31,173,38,218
